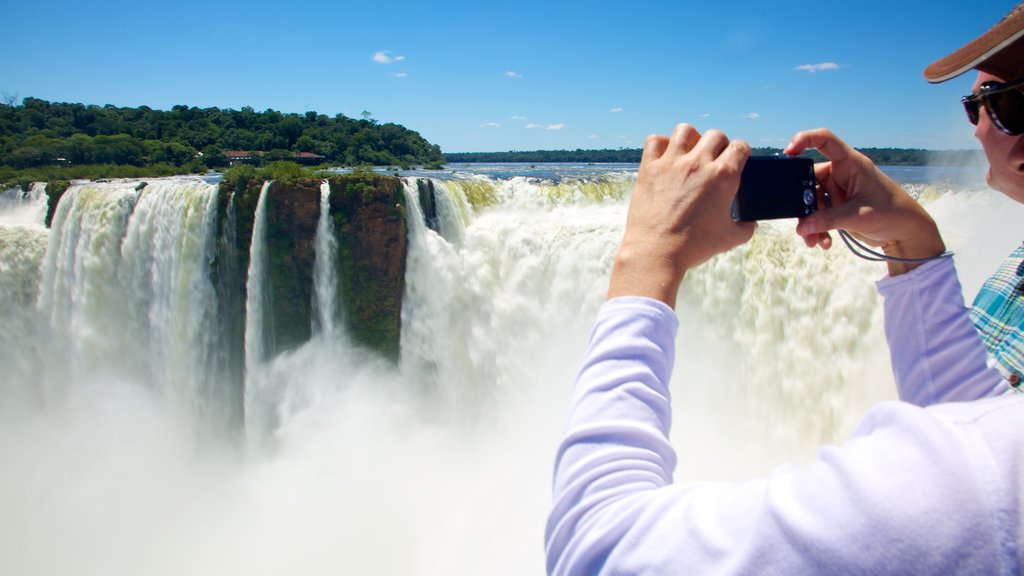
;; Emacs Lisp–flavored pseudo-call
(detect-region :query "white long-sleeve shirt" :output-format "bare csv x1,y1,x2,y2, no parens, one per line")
546,257,1024,575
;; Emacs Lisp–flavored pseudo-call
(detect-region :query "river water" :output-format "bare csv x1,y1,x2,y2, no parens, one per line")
0,164,1018,575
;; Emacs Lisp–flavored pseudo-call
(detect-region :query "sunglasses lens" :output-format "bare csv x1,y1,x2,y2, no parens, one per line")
963,99,980,125
990,89,1024,135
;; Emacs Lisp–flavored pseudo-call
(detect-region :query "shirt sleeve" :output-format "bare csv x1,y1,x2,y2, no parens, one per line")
877,257,1006,406
545,296,1011,576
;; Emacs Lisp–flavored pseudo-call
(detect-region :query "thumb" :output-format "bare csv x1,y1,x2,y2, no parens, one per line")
796,201,862,237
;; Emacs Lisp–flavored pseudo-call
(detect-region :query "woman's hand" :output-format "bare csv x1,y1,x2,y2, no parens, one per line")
784,128,946,275
609,123,755,307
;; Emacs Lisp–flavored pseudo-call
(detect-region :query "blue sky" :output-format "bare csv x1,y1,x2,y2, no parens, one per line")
2,1,1017,152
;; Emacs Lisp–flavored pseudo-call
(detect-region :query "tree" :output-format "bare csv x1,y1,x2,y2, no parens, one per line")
0,98,447,171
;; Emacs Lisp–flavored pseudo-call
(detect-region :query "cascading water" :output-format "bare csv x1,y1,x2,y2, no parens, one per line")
243,181,275,447
400,177,627,413
312,180,341,339
0,168,1019,576
0,182,48,226
117,179,224,432
36,180,143,401
0,218,49,407
24,178,229,431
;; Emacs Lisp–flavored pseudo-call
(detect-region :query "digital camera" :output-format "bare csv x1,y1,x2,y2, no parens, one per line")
731,156,817,222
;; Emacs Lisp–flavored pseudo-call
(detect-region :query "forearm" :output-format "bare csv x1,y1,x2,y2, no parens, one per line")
546,297,678,576
878,256,1005,405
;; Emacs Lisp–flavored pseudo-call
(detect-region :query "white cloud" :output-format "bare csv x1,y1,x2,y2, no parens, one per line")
609,107,623,113
511,115,528,121
505,71,523,78
524,121,564,131
392,72,408,78
700,112,711,118
742,112,761,120
588,134,600,139
372,50,406,64
794,62,839,73
479,122,501,128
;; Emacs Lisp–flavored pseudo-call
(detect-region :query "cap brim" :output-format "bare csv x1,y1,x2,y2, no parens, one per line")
925,4,1024,83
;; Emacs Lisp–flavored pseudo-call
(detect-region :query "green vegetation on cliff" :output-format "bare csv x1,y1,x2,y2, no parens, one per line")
327,174,406,361
212,172,406,362
0,98,445,182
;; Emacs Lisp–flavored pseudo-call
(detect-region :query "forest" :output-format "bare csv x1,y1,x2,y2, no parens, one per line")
0,98,445,181
0,96,987,186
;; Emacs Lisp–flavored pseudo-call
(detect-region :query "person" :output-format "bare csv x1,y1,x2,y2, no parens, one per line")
546,5,1024,574
949,4,1024,387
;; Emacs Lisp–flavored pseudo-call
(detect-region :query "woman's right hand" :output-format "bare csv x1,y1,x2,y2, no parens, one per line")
784,128,946,275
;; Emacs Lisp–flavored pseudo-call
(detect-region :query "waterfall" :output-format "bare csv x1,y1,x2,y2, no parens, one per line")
213,191,246,434
312,180,340,338
117,179,221,429
400,177,623,413
26,178,227,430
0,224,49,408
36,181,142,401
0,182,49,226
240,179,272,444
244,181,273,373
1,170,1021,576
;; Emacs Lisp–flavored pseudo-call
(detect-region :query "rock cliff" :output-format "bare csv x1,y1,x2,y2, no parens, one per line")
327,175,406,361
225,174,407,362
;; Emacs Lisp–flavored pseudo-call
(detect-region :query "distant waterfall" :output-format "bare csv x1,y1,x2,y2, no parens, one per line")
312,180,341,338
0,182,48,226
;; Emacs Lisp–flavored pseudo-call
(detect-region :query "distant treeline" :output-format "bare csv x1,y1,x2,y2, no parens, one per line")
0,98,445,177
445,147,987,166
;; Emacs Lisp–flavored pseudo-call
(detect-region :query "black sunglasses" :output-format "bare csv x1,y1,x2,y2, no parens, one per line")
962,76,1024,135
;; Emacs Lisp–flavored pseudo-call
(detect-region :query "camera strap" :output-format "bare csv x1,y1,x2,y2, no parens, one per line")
822,190,953,264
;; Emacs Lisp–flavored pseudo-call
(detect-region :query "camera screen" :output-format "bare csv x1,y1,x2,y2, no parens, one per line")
732,157,817,221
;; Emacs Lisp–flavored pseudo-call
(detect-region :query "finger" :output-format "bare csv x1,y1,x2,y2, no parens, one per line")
719,138,752,169
797,219,832,249
692,128,729,159
813,161,831,191
808,231,833,250
795,201,863,236
785,128,854,163
643,133,671,161
666,123,701,155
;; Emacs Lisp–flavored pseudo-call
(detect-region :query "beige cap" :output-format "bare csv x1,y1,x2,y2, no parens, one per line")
924,3,1024,83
